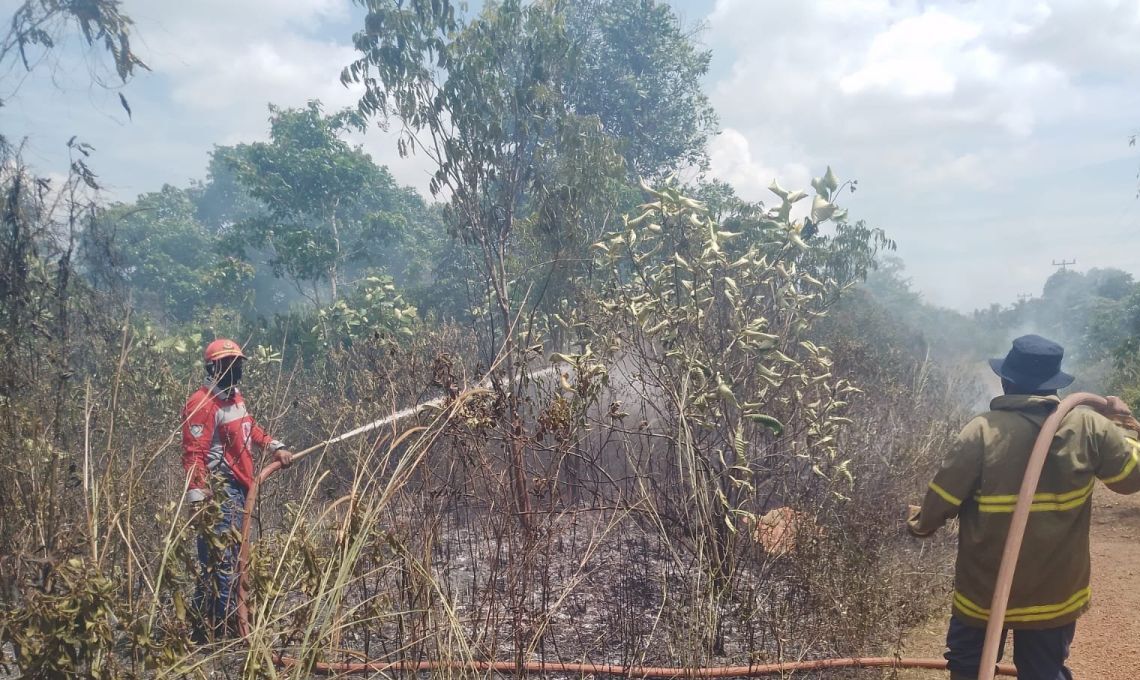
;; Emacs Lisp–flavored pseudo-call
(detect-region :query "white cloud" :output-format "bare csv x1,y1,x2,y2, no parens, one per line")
707,128,811,203
133,0,360,115
4,0,436,197
706,0,1077,180
167,38,362,115
839,11,982,99
702,0,1140,309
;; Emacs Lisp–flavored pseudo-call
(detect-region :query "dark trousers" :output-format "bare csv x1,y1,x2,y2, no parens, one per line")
193,479,246,637
946,615,1075,680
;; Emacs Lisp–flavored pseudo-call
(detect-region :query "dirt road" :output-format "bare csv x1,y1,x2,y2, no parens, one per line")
895,489,1140,678
1067,489,1140,678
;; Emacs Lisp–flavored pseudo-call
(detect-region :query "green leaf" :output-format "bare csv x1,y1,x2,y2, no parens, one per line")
746,413,784,435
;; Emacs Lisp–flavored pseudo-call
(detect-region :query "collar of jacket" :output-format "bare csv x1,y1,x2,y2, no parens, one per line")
989,394,1061,412
202,379,241,401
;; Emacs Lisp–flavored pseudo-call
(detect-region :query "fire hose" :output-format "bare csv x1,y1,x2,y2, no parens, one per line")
229,391,1131,677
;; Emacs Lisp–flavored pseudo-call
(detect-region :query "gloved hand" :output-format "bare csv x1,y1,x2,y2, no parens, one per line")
273,448,294,469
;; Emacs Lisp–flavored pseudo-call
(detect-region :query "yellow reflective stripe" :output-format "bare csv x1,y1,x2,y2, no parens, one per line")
977,495,1091,513
976,480,1094,505
1005,595,1090,623
953,593,990,620
954,588,1091,623
1101,439,1140,485
928,481,962,506
976,480,1094,513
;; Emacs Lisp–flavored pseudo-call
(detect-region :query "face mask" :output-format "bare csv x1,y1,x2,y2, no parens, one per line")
211,358,243,391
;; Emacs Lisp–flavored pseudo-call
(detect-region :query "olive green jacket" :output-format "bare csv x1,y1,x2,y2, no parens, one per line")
908,395,1140,629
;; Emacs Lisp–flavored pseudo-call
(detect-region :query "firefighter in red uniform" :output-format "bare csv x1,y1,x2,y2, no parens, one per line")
180,338,293,639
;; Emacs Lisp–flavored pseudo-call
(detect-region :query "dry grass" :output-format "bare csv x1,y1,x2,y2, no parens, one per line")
0,159,970,678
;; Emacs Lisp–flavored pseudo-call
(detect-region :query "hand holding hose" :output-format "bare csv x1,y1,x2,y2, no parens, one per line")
1104,395,1131,417
1103,396,1139,432
273,448,294,469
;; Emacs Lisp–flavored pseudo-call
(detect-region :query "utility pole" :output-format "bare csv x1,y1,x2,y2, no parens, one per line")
1017,293,1033,303
1051,259,1076,272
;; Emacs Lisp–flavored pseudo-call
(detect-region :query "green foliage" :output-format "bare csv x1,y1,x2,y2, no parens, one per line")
84,185,255,322
588,175,870,597
562,0,718,177
14,0,1130,671
75,102,441,330
973,266,1140,392
1108,288,1140,402
347,0,614,321
344,0,721,338
226,101,424,303
188,147,265,233
854,256,996,363
693,176,895,297
1111,338,1140,405
0,557,123,678
831,257,1140,404
313,275,418,345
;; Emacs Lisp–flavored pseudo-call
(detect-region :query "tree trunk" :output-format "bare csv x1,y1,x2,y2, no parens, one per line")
328,207,341,301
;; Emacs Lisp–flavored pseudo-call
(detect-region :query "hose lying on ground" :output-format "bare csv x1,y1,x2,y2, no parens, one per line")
275,655,1016,677
229,390,1128,677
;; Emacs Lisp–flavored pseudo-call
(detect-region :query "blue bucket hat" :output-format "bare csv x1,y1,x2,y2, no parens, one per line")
988,334,1075,391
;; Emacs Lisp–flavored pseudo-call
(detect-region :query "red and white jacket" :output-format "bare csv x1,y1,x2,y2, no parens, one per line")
180,382,284,500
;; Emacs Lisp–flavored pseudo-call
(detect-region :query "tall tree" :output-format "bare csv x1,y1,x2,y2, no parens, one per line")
189,147,265,235
226,101,418,304
344,0,625,531
347,0,606,339
344,0,718,336
563,0,717,178
343,0,729,528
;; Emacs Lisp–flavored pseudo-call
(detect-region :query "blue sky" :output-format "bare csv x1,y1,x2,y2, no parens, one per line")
5,0,1140,311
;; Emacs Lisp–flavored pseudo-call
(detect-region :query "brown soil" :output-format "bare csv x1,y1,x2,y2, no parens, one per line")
892,489,1140,679
1067,490,1140,678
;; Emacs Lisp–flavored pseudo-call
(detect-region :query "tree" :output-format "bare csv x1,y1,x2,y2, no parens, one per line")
343,0,722,340
344,0,641,530
563,0,718,177
226,101,417,304
1087,267,1134,301
82,185,253,323
342,0,737,534
189,147,265,235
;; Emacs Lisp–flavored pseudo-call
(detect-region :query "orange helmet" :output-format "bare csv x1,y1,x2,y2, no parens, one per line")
203,338,247,363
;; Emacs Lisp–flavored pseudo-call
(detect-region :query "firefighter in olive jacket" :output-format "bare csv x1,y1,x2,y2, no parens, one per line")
908,334,1140,680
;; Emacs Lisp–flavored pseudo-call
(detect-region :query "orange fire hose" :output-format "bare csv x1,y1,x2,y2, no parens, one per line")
274,655,1011,677
229,392,1131,677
